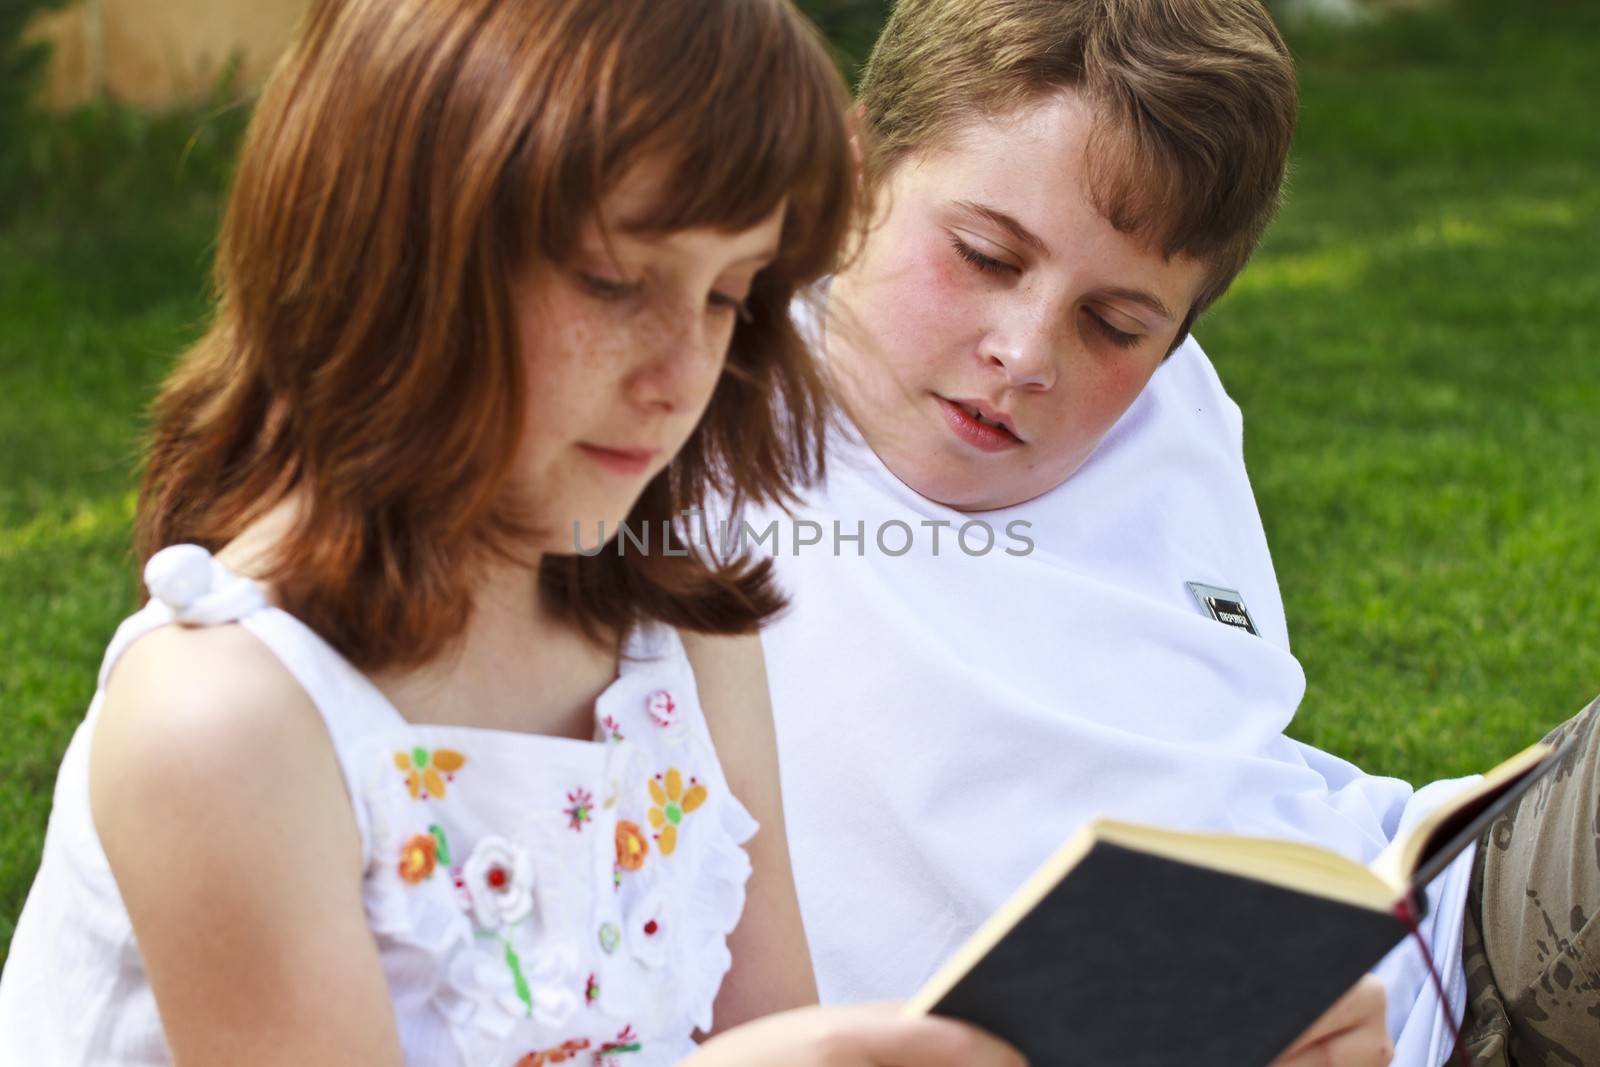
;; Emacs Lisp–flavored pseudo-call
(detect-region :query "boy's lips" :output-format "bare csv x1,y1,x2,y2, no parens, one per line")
935,395,1024,452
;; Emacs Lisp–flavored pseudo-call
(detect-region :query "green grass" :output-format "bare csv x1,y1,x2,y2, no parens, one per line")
1,101,245,964
3,1,1598,968
1202,0,1600,781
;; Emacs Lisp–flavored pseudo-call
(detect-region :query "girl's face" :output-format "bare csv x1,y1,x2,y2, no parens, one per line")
830,91,1208,512
511,166,785,548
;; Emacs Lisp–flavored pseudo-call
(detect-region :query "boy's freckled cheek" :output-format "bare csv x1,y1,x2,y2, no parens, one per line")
889,237,971,356
919,237,966,300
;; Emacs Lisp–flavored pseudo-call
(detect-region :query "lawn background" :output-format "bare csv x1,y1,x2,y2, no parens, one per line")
3,0,1597,968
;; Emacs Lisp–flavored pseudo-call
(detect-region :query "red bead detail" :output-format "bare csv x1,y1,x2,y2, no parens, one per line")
643,920,659,936
487,866,509,890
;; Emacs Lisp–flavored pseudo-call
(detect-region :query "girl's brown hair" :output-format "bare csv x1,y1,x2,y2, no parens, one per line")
136,0,854,670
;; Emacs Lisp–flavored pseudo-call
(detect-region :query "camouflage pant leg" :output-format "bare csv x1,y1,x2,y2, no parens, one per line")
1462,695,1600,1066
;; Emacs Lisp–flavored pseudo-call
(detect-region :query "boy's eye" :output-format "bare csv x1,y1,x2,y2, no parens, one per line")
1086,309,1142,350
949,236,1018,277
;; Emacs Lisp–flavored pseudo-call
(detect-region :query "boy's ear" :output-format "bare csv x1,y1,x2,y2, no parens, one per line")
846,103,867,189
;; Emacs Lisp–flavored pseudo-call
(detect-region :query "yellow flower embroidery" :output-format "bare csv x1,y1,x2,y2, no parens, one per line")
646,768,707,856
394,746,466,800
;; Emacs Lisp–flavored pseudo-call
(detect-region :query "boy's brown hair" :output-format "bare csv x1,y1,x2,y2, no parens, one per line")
136,0,854,671
856,0,1297,341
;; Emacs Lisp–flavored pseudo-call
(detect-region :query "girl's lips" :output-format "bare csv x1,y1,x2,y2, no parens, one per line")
577,443,658,476
936,396,1023,453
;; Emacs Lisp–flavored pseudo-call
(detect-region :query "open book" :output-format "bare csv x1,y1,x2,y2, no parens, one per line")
908,740,1561,1066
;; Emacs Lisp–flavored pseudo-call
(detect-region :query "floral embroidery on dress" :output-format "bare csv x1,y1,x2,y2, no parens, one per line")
398,824,455,888
490,935,536,1017
585,972,600,1004
644,690,676,728
597,1025,643,1063
646,769,707,856
398,833,438,884
393,746,466,800
428,823,453,864
615,820,649,872
601,714,625,742
565,788,594,832
514,1038,590,1066
461,836,535,928
625,889,669,969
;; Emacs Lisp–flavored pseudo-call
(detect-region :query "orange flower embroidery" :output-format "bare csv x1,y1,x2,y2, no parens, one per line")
515,1039,590,1066
646,768,707,856
398,833,438,884
393,746,466,800
615,820,649,872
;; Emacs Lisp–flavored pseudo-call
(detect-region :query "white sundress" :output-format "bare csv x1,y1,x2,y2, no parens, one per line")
0,544,759,1066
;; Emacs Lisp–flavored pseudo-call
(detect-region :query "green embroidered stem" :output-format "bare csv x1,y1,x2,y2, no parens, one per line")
503,939,533,1015
470,931,533,1015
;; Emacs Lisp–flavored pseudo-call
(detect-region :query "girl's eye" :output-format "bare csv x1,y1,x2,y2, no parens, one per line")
576,272,638,301
1086,309,1142,350
708,290,754,322
949,236,1018,277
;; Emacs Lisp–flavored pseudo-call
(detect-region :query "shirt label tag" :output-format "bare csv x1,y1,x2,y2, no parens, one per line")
1186,582,1259,636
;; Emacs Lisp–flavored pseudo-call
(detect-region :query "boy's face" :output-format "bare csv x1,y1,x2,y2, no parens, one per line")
830,91,1208,511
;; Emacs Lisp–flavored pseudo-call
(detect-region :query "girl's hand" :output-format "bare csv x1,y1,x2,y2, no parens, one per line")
685,1003,1027,1067
1270,975,1393,1067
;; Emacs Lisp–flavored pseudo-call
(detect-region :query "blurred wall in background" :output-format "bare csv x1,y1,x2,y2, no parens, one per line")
29,0,309,109
23,0,1446,112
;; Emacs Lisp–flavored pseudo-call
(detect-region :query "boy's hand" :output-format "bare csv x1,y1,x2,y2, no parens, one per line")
1269,975,1393,1067
686,1003,1027,1067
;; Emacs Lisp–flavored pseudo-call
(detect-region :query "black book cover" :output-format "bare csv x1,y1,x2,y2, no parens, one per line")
930,842,1408,1066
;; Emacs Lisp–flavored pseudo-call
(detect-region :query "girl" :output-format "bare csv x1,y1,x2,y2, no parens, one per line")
0,1,1021,1065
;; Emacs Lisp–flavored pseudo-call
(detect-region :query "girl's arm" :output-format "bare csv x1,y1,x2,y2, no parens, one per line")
90,624,404,1066
682,630,818,1028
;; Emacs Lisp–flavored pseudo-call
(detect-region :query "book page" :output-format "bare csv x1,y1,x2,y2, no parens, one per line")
1369,740,1553,894
1092,820,1395,912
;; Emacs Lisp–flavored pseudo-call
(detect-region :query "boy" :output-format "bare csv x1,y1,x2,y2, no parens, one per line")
750,1,1600,1063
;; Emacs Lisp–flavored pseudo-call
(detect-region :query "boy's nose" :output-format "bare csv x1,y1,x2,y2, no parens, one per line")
978,320,1057,391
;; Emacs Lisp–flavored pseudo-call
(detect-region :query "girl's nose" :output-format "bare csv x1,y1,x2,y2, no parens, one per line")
625,299,724,414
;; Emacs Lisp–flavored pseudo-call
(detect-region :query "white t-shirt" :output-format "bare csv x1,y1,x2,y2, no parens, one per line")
749,334,1477,1067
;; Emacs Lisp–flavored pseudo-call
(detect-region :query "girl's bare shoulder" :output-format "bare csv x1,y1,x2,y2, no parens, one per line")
96,622,328,787
91,620,361,880
89,621,397,1061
